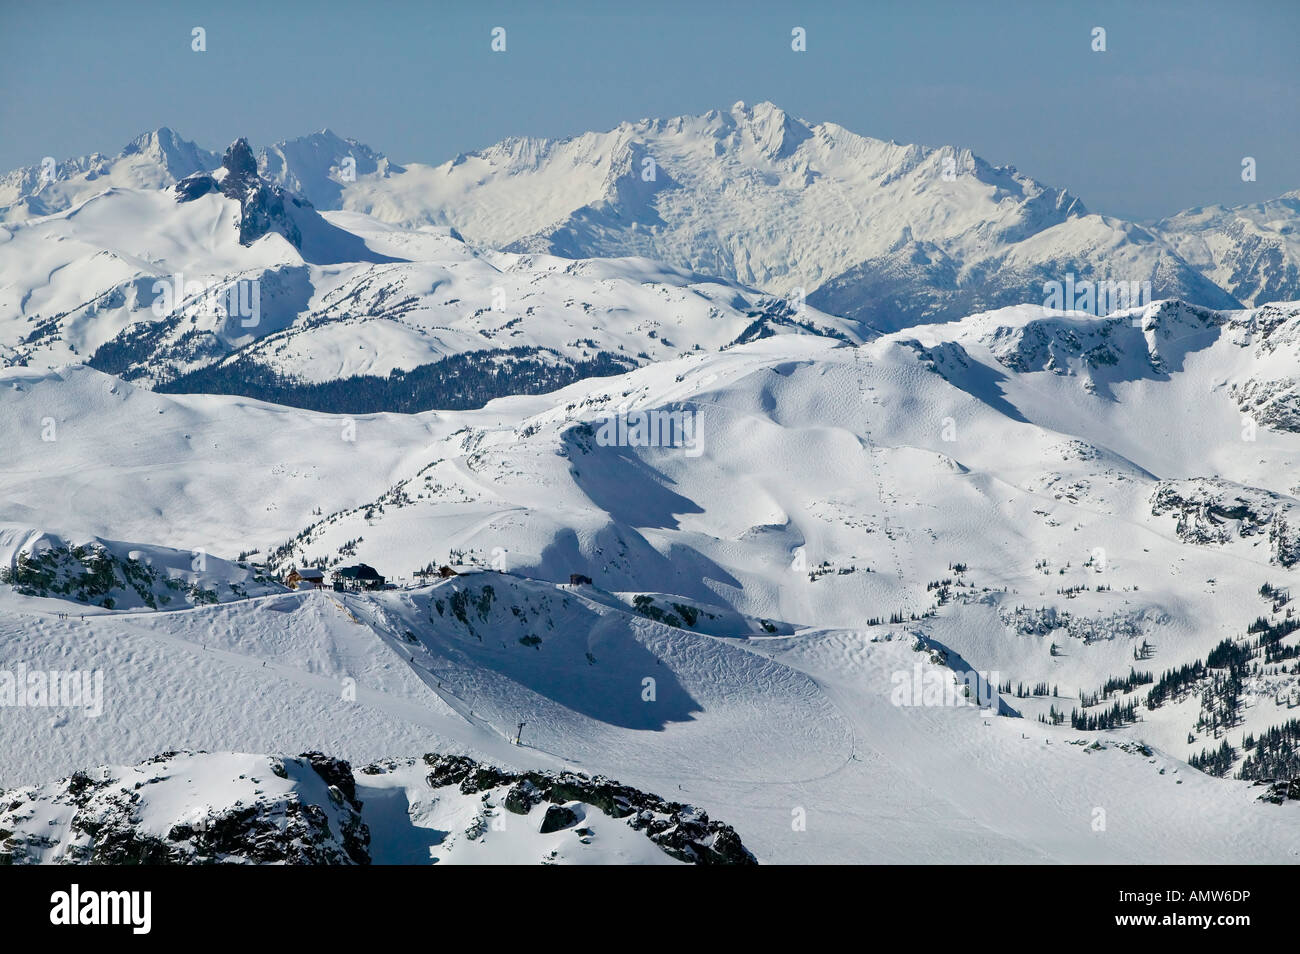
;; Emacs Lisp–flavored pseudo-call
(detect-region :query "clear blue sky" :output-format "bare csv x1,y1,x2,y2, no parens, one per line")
2,0,1296,220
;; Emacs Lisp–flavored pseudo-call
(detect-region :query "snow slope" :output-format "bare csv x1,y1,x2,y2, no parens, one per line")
0,365,437,556
0,173,857,395
0,582,1293,863
2,298,1298,862
5,104,1298,866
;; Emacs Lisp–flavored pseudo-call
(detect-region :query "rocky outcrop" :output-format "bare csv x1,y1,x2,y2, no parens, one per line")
175,138,306,248
420,752,756,865
1150,478,1300,567
1228,303,1300,434
0,751,370,865
0,749,755,865
1254,778,1300,804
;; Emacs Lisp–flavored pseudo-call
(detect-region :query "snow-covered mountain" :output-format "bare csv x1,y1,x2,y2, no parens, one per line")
0,128,377,225
326,102,1242,329
3,106,1299,865
0,128,218,224
259,129,396,211
0,144,857,408
1153,191,1300,307
7,107,1291,343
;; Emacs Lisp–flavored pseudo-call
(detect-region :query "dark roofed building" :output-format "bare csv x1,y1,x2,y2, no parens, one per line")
284,566,326,590
334,563,386,591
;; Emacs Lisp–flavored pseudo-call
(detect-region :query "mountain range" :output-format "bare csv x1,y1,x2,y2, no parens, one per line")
5,104,1297,340
2,104,1298,863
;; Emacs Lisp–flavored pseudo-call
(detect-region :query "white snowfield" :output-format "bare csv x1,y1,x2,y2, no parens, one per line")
0,586,1294,864
1,295,1299,862
0,154,856,385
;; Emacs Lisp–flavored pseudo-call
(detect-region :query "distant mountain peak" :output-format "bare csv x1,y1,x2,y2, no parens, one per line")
732,101,812,160
222,137,259,183
258,129,389,209
0,128,218,223
349,101,1215,330
120,127,218,177
2,107,1297,317
167,136,399,265
175,137,303,248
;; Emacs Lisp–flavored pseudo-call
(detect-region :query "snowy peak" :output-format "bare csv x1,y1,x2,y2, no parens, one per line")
175,137,305,248
331,101,1222,330
1154,191,1300,306
259,129,391,210
222,136,260,183
728,100,813,161
3,110,1289,329
0,127,217,223
0,126,386,228
170,138,397,265
120,127,219,177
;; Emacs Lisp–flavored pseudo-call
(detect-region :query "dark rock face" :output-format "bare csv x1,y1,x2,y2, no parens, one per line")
221,138,259,182
1254,778,1300,804
0,752,370,866
422,753,512,794
538,804,580,833
420,752,757,865
173,174,216,202
1150,478,1299,567
174,137,306,248
1152,485,1264,545
295,752,369,863
299,751,361,811
423,753,478,788
504,779,544,815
